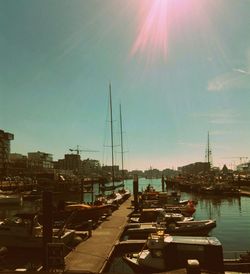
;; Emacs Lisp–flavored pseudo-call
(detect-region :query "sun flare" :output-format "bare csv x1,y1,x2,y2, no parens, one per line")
130,0,221,63
131,0,188,60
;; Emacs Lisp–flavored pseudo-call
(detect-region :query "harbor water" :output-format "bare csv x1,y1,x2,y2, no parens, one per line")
107,178,250,273
0,178,249,272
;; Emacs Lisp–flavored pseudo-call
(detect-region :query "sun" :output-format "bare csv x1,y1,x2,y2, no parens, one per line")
130,0,215,62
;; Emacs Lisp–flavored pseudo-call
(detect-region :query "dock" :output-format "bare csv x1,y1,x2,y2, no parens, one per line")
64,197,132,273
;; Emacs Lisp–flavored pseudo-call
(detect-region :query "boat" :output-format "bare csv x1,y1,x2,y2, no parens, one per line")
123,231,225,273
99,182,125,192
121,217,216,240
22,189,42,201
51,202,115,229
199,184,241,196
129,208,193,223
224,251,250,272
0,193,22,205
140,201,196,217
97,85,130,204
0,214,75,248
139,187,196,217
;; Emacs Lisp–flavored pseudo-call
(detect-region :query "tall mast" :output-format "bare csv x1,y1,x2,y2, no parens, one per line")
207,132,210,164
119,104,124,184
205,131,212,169
109,83,115,187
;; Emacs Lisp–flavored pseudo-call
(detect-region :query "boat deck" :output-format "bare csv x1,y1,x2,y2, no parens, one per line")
64,197,132,273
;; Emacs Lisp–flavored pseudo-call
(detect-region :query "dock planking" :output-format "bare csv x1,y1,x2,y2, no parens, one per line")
64,197,132,273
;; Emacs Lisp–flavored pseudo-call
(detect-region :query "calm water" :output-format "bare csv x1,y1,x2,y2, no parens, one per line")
107,178,250,273
1,178,249,271
124,178,250,252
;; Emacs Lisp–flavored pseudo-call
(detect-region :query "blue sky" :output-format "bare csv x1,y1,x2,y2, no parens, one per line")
0,0,250,171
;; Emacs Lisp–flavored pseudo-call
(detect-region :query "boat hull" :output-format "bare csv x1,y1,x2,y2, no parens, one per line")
0,229,75,249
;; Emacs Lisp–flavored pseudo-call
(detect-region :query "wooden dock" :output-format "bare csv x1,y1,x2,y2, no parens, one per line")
64,197,132,273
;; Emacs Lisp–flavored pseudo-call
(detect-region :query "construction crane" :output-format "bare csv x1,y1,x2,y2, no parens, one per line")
69,145,99,155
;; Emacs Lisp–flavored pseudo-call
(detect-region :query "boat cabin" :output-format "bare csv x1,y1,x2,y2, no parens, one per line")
140,233,224,273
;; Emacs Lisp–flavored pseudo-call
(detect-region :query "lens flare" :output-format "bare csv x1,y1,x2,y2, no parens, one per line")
131,0,225,63
131,0,167,60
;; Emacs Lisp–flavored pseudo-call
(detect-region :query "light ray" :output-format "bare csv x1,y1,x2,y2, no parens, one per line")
130,0,227,64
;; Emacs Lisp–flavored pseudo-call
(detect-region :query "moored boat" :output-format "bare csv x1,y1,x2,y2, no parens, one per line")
51,202,115,229
121,217,216,240
0,193,22,205
224,251,250,272
130,208,193,223
139,186,196,217
0,214,75,248
123,231,224,273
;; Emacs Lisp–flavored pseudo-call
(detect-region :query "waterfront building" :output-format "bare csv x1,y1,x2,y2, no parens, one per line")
102,165,119,177
9,153,28,175
0,129,14,177
178,162,210,175
28,151,54,170
129,170,144,178
82,158,101,176
237,162,250,173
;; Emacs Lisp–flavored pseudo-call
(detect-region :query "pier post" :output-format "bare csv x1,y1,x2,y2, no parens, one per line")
161,175,165,192
186,259,200,274
42,191,53,270
91,181,94,204
133,175,139,212
80,180,84,203
88,220,93,237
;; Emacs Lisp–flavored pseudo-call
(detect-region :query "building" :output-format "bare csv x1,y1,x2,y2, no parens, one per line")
236,162,250,173
64,154,81,173
178,162,210,175
102,165,120,179
0,129,14,177
82,158,101,176
28,151,53,170
9,153,28,175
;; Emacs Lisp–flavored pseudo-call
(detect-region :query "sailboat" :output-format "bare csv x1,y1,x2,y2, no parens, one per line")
117,103,131,201
100,84,130,203
98,83,123,205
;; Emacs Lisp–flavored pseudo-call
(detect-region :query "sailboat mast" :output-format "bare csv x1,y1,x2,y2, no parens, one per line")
205,131,212,170
109,83,115,187
119,104,124,184
207,132,210,165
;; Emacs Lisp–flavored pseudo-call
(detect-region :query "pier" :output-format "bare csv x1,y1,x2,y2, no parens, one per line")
64,197,132,273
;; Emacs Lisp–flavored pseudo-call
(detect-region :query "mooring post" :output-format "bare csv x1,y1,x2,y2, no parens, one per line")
80,180,84,203
88,220,93,237
186,259,201,274
42,191,53,270
91,181,94,204
161,175,165,192
133,175,139,212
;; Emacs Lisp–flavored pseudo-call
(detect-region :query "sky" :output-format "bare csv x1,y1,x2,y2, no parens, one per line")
0,0,250,171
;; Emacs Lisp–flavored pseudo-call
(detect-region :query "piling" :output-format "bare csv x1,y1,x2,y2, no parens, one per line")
80,180,84,203
186,259,201,274
133,175,139,212
87,220,93,237
161,175,165,192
